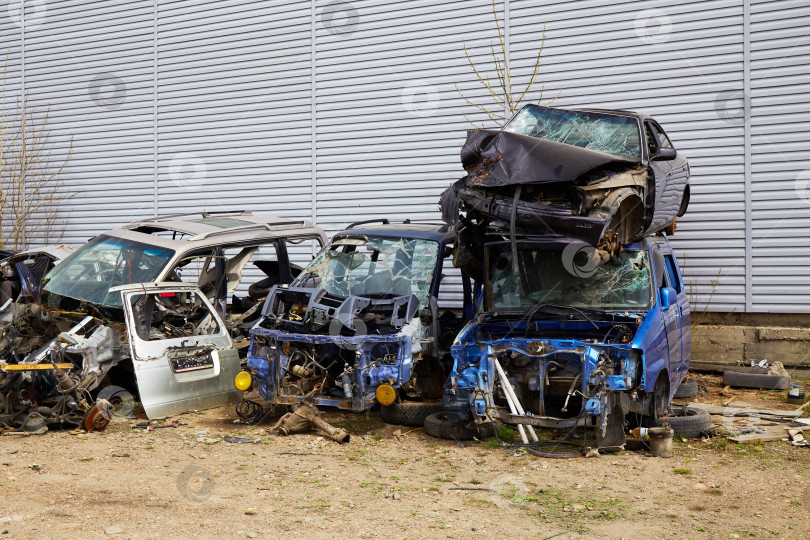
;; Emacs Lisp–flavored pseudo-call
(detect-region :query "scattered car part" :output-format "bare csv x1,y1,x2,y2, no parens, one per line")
723,371,791,390
379,400,444,427
115,283,243,419
0,246,74,304
268,401,350,443
674,378,698,399
654,406,711,438
423,412,495,440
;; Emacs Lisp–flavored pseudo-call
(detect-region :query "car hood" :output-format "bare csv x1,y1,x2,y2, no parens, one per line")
460,129,641,187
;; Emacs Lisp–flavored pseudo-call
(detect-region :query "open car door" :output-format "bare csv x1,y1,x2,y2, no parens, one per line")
115,282,242,419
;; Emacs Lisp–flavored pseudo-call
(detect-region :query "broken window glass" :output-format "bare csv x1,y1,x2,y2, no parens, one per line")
129,289,220,341
489,247,652,311
295,236,440,307
504,105,642,159
41,235,175,307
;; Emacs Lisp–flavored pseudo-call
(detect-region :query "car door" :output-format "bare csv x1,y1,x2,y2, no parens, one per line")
644,121,673,232
117,283,242,419
650,245,682,390
663,251,691,373
651,121,689,217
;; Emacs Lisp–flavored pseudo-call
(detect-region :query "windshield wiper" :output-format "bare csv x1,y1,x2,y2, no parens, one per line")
524,303,600,329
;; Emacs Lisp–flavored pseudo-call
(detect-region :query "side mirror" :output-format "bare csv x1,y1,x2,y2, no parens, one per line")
652,147,677,161
660,287,677,310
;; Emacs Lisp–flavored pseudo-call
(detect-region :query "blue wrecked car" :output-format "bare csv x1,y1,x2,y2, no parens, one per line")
437,235,691,449
237,220,474,426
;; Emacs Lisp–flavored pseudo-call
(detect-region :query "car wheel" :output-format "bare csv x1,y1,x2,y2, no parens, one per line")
379,400,444,427
655,406,711,438
674,379,698,399
423,412,496,440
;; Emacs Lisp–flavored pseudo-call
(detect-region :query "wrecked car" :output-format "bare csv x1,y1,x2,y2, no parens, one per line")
439,235,691,450
239,220,474,426
0,211,325,427
441,105,690,280
0,245,74,304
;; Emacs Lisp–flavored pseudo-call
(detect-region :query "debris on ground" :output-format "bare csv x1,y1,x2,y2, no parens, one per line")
268,401,350,443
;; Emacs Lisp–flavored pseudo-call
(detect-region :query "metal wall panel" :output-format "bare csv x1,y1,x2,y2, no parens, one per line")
509,0,747,312
156,0,313,220
749,0,810,312
312,0,506,305
1,0,807,312
21,0,155,245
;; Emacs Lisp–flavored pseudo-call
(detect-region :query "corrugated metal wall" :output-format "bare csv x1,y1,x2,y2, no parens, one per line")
3,0,808,313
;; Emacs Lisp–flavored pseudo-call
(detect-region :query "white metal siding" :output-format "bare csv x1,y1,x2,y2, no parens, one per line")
749,0,810,312
1,0,808,313
23,0,155,245
509,0,747,312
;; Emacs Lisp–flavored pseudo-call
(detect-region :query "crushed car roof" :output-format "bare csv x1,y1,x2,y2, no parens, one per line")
105,211,325,250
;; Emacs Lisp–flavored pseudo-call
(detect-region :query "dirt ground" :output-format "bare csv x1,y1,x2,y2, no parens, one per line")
1,375,808,540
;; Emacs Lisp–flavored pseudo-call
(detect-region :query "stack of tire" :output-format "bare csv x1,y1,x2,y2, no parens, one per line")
380,400,495,440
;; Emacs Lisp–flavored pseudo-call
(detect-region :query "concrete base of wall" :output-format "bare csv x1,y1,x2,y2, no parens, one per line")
692,321,810,367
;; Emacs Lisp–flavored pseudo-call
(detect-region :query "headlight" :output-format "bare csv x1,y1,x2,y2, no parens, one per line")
375,384,396,406
234,370,253,391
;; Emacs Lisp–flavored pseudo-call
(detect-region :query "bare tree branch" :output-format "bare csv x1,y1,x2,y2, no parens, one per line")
455,1,562,128
0,52,74,251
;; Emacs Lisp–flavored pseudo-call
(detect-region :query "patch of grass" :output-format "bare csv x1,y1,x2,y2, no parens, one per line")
470,478,482,485
426,486,439,492
708,488,723,495
739,530,757,537
673,468,691,475
694,526,706,532
372,433,383,441
689,505,706,512
464,497,496,508
789,500,801,506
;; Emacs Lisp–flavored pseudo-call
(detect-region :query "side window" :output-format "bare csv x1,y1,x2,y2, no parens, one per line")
664,254,682,293
650,246,668,289
286,237,324,278
644,123,659,155
651,122,673,149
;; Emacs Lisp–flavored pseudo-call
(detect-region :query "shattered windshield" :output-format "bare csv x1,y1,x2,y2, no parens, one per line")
41,235,175,307
488,247,652,311
504,105,642,159
294,236,440,307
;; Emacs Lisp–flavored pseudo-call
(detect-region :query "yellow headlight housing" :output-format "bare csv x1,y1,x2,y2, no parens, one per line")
234,370,253,391
375,383,396,406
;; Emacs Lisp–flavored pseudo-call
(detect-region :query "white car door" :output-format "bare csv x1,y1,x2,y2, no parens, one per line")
116,282,242,419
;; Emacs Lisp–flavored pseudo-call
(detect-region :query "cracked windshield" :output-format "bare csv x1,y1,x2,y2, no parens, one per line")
42,235,175,307
490,247,652,311
504,104,642,159
294,236,439,307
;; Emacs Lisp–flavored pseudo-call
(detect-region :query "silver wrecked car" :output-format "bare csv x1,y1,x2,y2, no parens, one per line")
0,211,325,428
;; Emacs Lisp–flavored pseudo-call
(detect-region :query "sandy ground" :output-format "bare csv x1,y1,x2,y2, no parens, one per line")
1,376,808,540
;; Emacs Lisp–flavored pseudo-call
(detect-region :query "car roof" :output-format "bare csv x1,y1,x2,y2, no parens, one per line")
98,211,326,252
335,222,454,242
570,107,653,122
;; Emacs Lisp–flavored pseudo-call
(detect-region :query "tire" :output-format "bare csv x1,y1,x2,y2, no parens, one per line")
723,371,790,390
677,186,690,217
379,400,444,427
655,406,711,438
674,379,698,399
423,412,496,440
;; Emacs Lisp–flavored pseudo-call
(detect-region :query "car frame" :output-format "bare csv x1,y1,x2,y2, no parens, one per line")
442,234,691,449
242,220,474,418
